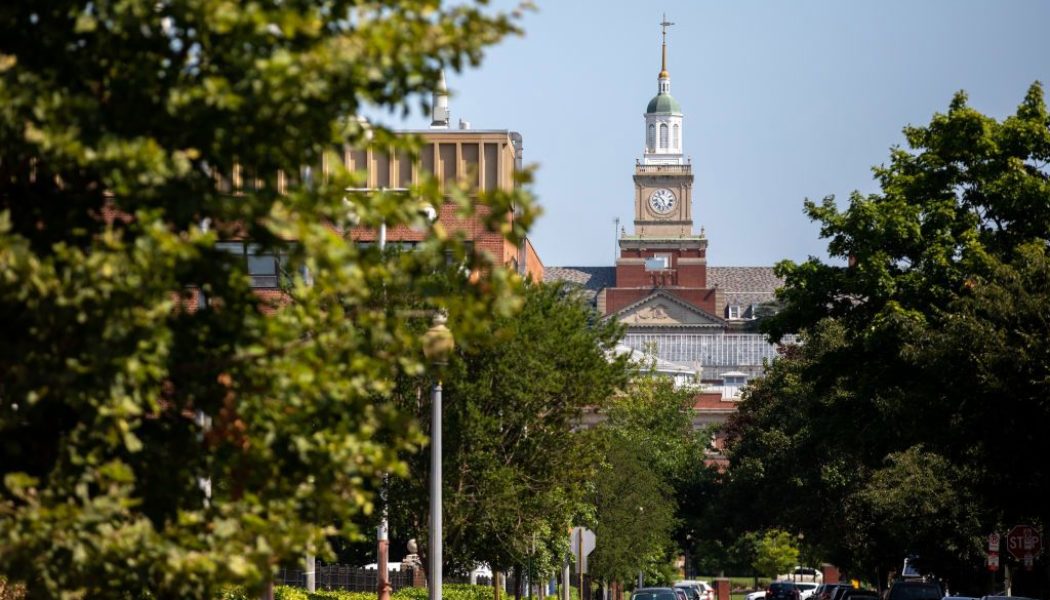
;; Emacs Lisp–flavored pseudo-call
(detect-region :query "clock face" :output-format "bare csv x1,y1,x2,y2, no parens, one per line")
648,188,677,214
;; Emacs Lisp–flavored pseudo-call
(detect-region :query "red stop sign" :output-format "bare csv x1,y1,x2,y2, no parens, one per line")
1006,525,1042,560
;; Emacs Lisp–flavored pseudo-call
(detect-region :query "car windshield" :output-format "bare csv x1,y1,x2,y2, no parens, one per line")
773,584,799,591
633,592,677,600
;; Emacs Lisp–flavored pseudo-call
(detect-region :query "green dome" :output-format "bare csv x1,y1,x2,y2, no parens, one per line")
646,93,681,114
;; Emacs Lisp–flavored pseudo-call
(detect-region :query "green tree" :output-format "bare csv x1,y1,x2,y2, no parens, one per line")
0,1,536,598
590,373,703,587
752,530,799,580
725,83,1050,592
386,283,630,581
589,439,678,587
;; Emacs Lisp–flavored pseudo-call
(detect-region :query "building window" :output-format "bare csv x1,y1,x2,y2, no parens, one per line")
217,242,286,288
645,254,671,271
723,374,747,398
659,123,669,149
727,305,742,320
647,124,655,150
744,303,762,320
245,245,279,287
673,124,679,149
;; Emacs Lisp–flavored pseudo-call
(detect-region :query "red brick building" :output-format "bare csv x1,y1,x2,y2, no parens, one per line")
545,24,790,449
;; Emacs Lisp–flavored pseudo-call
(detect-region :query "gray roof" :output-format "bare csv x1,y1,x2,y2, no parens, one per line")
544,265,780,299
543,266,616,302
707,266,782,307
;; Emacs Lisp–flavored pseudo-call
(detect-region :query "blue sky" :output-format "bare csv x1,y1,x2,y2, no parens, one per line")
367,0,1050,268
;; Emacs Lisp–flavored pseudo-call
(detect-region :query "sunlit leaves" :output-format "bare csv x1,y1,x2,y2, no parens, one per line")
0,0,533,597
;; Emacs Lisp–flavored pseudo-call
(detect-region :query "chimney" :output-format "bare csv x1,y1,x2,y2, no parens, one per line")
430,70,450,129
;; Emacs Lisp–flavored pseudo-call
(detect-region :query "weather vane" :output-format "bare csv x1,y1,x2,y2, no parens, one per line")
660,13,675,41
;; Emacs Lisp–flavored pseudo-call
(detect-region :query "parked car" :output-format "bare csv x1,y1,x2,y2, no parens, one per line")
747,591,767,600
677,581,714,600
675,586,699,600
887,582,943,600
829,586,856,600
632,588,680,600
797,583,819,600
767,582,801,600
840,590,879,600
675,589,689,600
815,584,852,600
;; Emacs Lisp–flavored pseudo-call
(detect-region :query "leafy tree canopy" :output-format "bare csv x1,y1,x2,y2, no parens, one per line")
0,1,537,598
725,83,1050,592
386,282,630,579
752,530,800,579
590,373,705,586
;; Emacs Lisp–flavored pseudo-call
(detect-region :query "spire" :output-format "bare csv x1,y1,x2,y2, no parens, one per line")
430,70,449,129
658,14,674,81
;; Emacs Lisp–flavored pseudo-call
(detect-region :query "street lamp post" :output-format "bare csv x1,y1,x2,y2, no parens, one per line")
377,223,391,600
423,312,454,600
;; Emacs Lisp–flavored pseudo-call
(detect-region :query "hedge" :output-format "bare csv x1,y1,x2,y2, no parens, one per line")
219,583,517,600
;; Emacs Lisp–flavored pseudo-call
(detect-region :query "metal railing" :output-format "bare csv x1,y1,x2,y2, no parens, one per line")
277,562,418,591
634,164,692,174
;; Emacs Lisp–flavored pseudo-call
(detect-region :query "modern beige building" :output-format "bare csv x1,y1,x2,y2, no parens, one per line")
341,72,542,279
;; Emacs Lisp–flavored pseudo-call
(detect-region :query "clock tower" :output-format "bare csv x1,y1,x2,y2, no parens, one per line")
606,16,717,317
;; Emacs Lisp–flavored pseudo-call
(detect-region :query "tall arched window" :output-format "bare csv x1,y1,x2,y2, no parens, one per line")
647,124,655,150
659,123,669,149
673,124,680,149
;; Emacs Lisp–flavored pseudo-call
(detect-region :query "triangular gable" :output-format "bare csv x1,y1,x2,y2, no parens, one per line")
612,290,726,327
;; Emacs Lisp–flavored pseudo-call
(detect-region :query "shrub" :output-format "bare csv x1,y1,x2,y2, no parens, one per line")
395,588,429,600
274,586,310,600
218,586,252,600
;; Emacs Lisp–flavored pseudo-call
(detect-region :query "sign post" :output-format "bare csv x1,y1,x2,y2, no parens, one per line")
1006,525,1042,573
987,533,1001,573
570,527,596,600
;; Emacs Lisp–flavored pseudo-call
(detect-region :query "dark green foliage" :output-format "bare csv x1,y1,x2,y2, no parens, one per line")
387,283,630,579
724,83,1050,592
590,374,709,586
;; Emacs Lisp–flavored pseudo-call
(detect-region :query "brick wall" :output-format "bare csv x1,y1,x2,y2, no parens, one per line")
522,238,544,281
692,391,731,410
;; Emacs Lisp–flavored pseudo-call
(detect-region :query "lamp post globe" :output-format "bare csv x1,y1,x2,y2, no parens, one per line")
422,311,454,365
